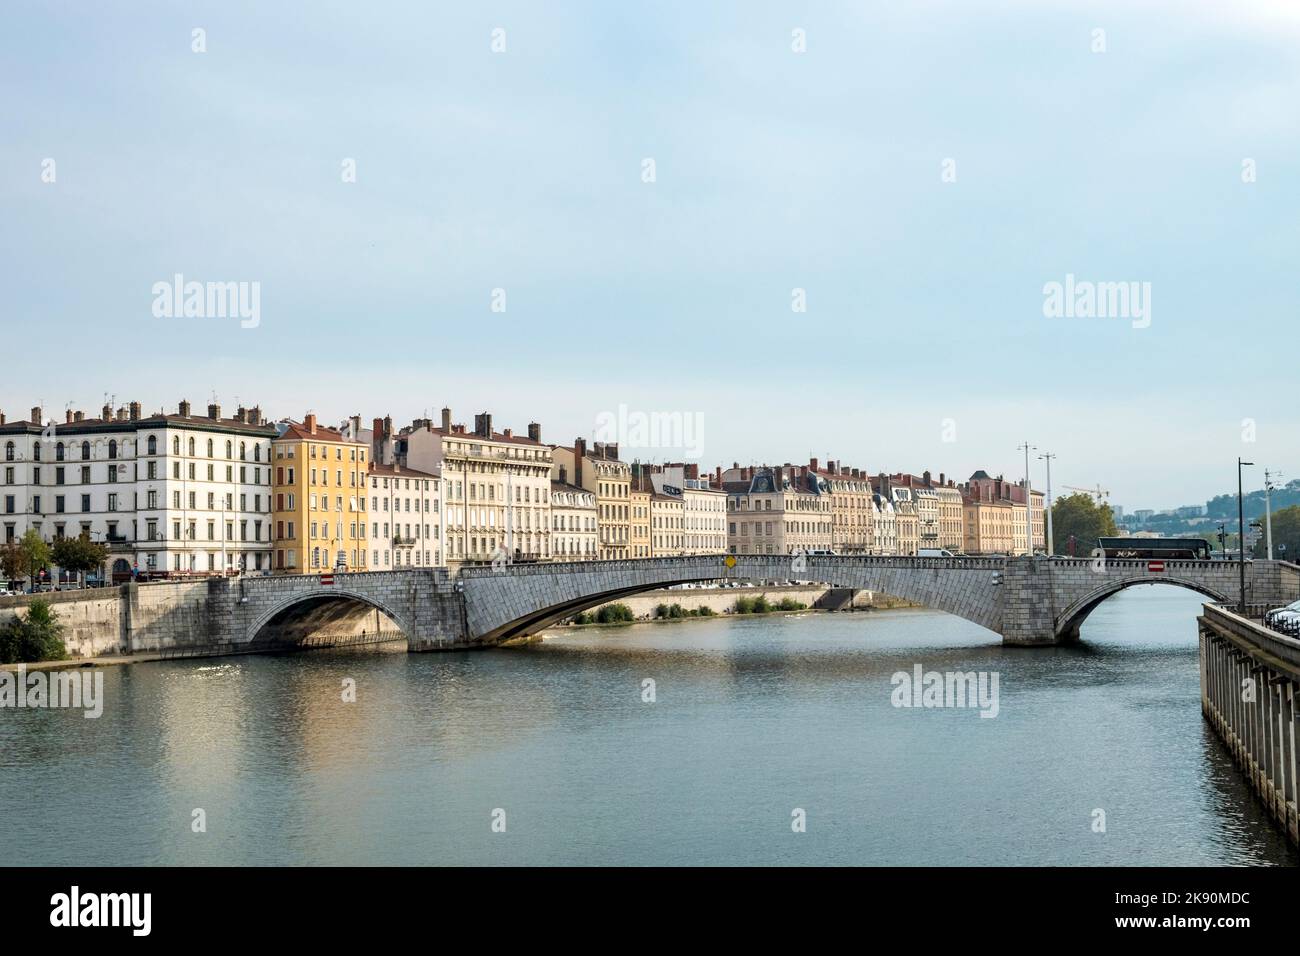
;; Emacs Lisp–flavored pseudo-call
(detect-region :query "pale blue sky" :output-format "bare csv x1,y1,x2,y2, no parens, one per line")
2,0,1297,509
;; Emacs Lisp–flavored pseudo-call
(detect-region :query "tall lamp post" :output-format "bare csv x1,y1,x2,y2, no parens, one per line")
1238,458,1254,613
1017,441,1035,556
1263,469,1282,560
1038,452,1055,556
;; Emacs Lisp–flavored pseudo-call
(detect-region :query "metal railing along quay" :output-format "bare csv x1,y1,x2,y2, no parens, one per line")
1199,603,1300,846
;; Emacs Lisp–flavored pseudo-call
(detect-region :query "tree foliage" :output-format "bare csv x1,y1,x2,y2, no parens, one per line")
0,599,67,663
16,530,50,585
1050,493,1118,556
1253,505,1300,561
51,533,109,583
0,541,23,583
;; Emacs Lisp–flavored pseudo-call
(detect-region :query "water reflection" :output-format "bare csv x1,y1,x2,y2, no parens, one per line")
0,584,1293,865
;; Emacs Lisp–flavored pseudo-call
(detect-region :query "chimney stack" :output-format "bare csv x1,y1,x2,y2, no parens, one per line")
31,406,42,425
715,465,722,487
373,417,385,440
74,411,84,423
129,401,141,421
116,407,128,422
528,422,541,443
441,407,452,432
559,465,568,484
65,410,73,424
574,438,586,487
178,399,191,418
305,413,317,435
102,402,112,421
503,428,513,439
207,403,221,421
0,412,5,426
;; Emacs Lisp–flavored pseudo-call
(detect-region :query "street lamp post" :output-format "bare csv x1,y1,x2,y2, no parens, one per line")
1263,469,1282,560
1017,441,1035,555
1038,452,1055,556
1238,457,1254,613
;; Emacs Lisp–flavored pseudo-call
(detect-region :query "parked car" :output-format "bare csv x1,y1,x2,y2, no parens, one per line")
1264,599,1300,627
918,548,955,558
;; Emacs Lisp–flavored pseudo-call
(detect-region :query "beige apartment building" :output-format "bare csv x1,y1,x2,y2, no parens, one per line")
807,459,874,554
1030,488,1045,552
935,481,965,552
889,472,949,552
378,409,552,567
961,471,1018,555
551,466,598,561
889,486,920,556
723,465,832,555
552,439,629,560
650,490,684,555
629,475,652,558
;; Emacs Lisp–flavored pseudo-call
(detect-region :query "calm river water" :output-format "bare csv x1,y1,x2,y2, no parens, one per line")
1,585,1295,866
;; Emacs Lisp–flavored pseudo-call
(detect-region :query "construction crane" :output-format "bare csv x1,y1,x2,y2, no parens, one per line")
1063,483,1110,502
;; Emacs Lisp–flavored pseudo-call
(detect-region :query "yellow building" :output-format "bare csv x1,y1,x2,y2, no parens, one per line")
650,491,684,555
273,414,369,573
629,473,650,561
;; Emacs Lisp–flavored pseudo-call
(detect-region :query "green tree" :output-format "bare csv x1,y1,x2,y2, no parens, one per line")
1051,493,1118,556
1253,505,1300,561
0,540,23,586
51,533,109,586
16,529,50,588
0,599,67,663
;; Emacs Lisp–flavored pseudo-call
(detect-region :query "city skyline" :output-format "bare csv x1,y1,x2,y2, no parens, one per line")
0,388,1284,516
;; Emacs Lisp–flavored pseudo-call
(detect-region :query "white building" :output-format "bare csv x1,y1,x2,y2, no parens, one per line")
648,463,727,555
871,493,898,556
1,400,275,582
368,462,441,569
377,408,552,567
551,469,598,561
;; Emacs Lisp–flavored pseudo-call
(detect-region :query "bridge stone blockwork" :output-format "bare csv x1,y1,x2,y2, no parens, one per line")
46,556,1296,656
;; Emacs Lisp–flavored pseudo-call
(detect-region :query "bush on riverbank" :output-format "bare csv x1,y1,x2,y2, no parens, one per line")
0,599,68,664
571,603,635,625
654,603,716,619
733,596,807,614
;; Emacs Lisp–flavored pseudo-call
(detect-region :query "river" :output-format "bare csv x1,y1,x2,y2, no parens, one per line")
1,584,1294,865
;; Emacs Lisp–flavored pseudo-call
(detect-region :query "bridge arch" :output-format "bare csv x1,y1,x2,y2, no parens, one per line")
1053,575,1230,642
460,555,1005,645
244,587,415,646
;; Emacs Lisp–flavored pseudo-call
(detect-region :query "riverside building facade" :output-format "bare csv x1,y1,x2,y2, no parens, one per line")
1,400,275,581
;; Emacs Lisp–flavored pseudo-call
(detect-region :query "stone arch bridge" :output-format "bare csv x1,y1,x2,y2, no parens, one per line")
122,555,1300,654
